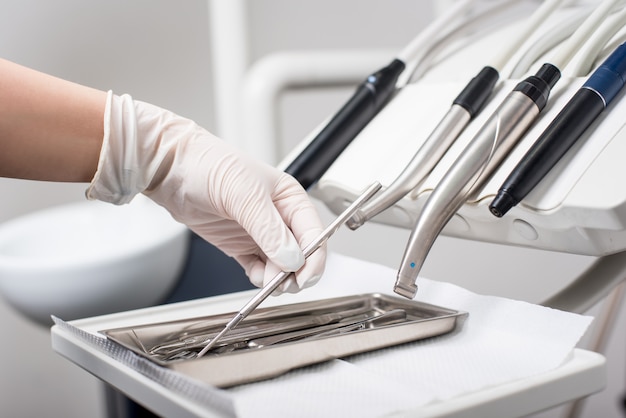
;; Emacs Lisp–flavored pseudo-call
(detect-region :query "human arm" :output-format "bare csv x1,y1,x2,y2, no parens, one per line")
0,58,106,182
0,59,326,292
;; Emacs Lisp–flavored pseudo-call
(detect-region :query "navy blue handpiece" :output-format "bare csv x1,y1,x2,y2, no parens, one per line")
490,42,626,217
284,59,405,190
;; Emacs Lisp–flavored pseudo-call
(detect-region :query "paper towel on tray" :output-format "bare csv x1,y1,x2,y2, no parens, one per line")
227,252,593,417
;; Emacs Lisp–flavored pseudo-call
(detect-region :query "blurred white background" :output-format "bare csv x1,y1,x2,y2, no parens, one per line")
0,1,623,417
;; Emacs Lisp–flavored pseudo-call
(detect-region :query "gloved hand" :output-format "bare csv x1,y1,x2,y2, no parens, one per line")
87,91,326,293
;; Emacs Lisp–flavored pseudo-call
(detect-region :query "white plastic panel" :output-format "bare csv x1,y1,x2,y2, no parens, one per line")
308,7,626,257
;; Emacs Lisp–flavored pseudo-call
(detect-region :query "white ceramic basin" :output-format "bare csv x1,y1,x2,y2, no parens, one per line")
0,195,189,325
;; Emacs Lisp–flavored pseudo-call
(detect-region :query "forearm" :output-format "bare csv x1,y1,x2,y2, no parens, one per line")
0,58,107,182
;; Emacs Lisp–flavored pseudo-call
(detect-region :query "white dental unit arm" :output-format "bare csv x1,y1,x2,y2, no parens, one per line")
280,1,626,313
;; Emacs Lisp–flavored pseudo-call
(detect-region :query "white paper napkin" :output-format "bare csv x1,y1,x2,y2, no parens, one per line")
227,252,593,417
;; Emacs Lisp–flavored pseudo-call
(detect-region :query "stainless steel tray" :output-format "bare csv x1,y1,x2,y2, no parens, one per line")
103,293,467,387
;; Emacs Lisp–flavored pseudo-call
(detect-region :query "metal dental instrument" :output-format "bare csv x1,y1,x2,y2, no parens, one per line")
393,0,622,299
149,305,373,357
394,64,560,299
160,309,406,360
346,0,565,230
283,2,538,191
346,68,496,230
195,181,382,358
247,308,407,348
283,0,481,189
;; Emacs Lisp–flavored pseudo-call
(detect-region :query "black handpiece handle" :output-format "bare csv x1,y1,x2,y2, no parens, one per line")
489,43,626,217
453,66,500,117
489,89,604,217
284,59,405,189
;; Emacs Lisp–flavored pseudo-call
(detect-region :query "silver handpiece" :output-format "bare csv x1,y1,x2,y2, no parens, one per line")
347,64,502,230
394,63,560,298
196,181,382,358
347,104,471,230
347,0,568,230
395,91,541,299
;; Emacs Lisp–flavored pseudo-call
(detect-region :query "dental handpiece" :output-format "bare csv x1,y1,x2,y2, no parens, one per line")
346,0,568,230
285,60,405,190
347,66,499,230
490,41,626,217
394,64,560,299
196,181,382,358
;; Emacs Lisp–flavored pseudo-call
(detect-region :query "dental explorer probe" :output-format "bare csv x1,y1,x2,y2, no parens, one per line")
346,0,565,230
284,0,478,190
196,181,382,358
393,0,622,300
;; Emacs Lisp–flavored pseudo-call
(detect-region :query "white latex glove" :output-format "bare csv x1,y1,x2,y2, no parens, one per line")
86,91,326,293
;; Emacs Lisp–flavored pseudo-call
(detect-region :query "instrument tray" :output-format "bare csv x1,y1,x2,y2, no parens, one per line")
103,293,467,387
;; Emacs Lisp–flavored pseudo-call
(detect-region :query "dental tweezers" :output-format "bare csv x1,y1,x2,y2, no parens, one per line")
196,181,383,358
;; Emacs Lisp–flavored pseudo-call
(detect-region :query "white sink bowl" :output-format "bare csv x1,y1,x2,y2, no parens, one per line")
0,195,189,325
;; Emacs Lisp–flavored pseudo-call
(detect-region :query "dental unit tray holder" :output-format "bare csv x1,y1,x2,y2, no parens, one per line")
102,293,467,388
293,5,626,312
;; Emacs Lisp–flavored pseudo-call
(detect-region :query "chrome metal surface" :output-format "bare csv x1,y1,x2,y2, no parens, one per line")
149,306,372,359
395,91,540,299
195,181,382,357
247,308,407,348
103,293,467,387
347,104,471,229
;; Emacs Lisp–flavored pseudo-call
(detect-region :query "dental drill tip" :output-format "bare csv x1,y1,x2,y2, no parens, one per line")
394,274,418,299
346,209,365,230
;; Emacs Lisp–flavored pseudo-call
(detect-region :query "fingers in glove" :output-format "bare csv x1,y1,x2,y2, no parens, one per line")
272,176,326,289
293,243,326,289
230,183,306,273
238,255,297,294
